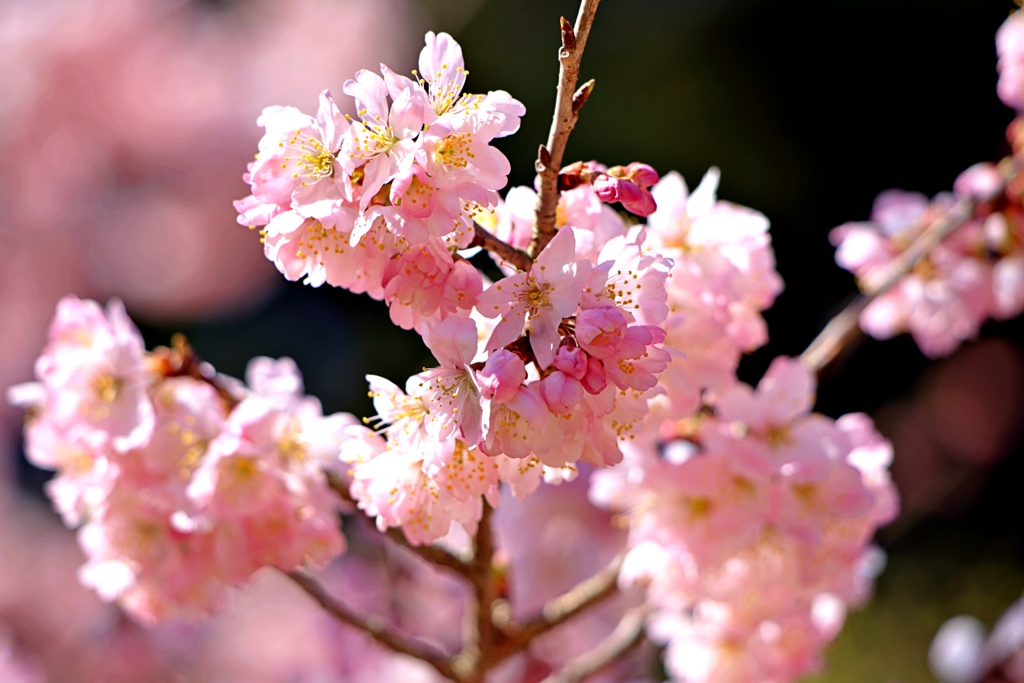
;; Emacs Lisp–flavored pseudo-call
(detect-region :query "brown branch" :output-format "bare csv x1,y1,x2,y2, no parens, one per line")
800,156,1019,375
530,0,602,257
491,553,624,664
286,569,458,681
799,293,871,376
325,471,469,575
453,502,498,683
473,222,533,272
539,604,652,683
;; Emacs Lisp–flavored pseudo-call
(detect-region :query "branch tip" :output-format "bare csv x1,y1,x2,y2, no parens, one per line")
530,0,603,257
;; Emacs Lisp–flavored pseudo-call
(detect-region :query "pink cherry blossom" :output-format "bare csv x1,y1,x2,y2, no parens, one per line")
34,297,155,455
831,189,993,357
245,91,349,212
477,226,590,368
480,383,563,462
642,168,783,421
348,435,494,545
417,314,484,444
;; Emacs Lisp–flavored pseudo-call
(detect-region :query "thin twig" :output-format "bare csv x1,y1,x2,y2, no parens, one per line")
799,293,871,376
492,552,624,663
473,222,533,272
325,471,469,575
530,0,602,257
800,156,1020,374
285,569,459,681
539,604,652,683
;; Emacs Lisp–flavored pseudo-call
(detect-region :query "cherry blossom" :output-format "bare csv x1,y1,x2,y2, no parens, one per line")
830,189,992,357
477,226,590,368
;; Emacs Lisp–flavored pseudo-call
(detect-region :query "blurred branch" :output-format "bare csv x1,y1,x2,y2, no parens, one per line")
453,502,498,682
150,334,243,409
492,553,625,664
539,604,652,683
530,0,602,257
286,569,458,681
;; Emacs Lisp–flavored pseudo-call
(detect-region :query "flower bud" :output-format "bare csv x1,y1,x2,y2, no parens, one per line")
575,306,628,359
538,371,583,414
581,357,608,395
592,174,657,217
477,349,526,403
553,345,589,380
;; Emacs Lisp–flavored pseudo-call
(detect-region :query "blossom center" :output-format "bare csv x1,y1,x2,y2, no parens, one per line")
93,373,123,403
520,276,553,316
286,130,336,181
434,133,474,169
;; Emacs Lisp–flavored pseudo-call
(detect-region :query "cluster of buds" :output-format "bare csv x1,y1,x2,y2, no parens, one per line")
558,160,660,216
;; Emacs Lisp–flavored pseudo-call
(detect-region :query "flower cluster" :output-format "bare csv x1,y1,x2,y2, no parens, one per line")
9,23,907,683
234,31,524,334
830,162,1022,358
338,220,675,545
591,357,898,683
7,297,350,622
336,163,792,549
228,28,895,675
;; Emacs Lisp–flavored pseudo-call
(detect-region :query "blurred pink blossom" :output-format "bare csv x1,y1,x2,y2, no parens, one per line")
0,0,418,459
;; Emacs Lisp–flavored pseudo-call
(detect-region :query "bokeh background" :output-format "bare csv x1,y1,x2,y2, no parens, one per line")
2,0,1023,680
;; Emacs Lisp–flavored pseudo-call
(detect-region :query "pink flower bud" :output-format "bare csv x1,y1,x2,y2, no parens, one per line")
553,345,589,380
591,174,657,217
575,307,628,359
477,349,526,403
623,162,660,188
581,357,608,394
538,371,583,414
591,173,625,203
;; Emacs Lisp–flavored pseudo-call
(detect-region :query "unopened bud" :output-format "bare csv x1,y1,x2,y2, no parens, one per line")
571,79,595,115
537,144,552,172
581,357,608,395
539,371,583,414
624,162,660,188
560,16,577,52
